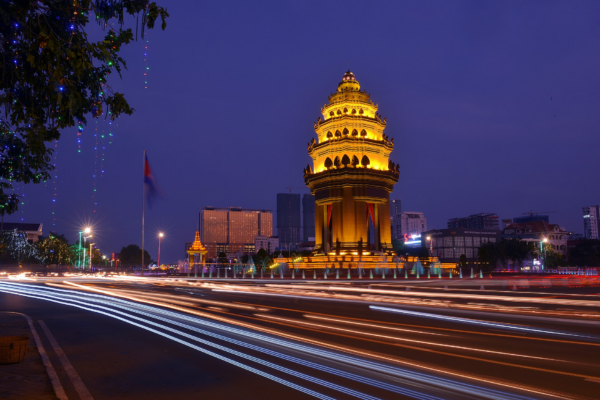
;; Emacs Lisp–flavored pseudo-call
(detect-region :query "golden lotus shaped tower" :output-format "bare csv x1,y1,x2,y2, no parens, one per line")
304,71,399,254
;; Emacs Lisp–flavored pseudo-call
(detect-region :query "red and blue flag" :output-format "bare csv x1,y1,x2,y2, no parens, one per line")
144,153,159,207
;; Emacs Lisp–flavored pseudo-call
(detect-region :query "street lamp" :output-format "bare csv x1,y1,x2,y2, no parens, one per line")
541,238,548,271
426,236,432,257
158,232,164,268
78,228,92,270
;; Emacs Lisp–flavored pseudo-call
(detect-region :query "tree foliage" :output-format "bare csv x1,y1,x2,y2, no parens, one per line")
37,232,70,265
568,241,600,266
119,244,151,266
479,238,537,270
0,1,168,215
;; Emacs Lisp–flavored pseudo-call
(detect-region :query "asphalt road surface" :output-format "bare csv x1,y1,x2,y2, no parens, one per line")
1,276,599,400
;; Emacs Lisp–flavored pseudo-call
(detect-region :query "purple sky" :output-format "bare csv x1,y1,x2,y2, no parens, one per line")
9,1,600,263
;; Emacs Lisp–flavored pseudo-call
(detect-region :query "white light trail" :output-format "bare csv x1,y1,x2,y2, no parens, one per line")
369,306,598,339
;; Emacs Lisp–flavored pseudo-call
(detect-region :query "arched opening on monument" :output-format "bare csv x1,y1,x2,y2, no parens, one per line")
341,154,350,167
334,156,341,168
324,157,333,169
361,155,370,167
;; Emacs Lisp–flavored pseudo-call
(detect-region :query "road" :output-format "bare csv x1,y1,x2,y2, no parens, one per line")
1,276,599,399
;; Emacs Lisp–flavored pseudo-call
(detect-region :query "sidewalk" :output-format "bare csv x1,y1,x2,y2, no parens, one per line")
0,312,56,399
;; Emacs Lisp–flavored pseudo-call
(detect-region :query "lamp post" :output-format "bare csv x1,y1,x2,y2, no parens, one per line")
89,243,95,272
158,232,164,268
78,227,91,269
542,238,548,271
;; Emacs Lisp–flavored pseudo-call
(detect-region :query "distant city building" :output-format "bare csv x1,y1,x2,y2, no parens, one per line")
423,228,501,264
390,198,401,216
448,213,499,230
501,219,513,229
0,222,43,243
503,221,567,256
513,214,550,224
302,194,315,243
277,193,301,250
254,235,279,254
299,238,316,252
199,207,273,259
583,205,599,240
391,212,427,241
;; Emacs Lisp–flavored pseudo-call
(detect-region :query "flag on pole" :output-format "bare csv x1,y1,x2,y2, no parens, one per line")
144,153,159,207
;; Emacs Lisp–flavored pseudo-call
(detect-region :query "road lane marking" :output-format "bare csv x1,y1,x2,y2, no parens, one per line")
3,312,67,400
38,320,94,400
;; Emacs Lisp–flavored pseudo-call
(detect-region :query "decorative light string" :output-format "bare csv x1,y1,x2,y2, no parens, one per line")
92,119,98,212
144,35,149,89
51,138,58,227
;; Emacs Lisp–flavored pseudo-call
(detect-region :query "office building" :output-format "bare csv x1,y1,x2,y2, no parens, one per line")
423,228,501,264
254,235,279,254
583,205,599,240
391,212,427,241
199,207,273,258
448,213,499,230
277,193,301,250
302,194,315,243
390,198,401,216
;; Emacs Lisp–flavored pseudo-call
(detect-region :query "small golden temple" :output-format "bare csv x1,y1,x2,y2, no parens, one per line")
186,230,207,269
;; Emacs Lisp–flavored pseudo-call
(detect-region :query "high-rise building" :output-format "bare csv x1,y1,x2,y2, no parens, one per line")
199,207,272,258
277,193,301,250
304,70,399,253
302,194,315,243
448,213,499,230
391,212,427,241
583,205,599,240
390,198,401,216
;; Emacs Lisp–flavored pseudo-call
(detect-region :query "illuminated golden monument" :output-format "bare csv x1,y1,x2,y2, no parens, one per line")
304,71,399,255
187,230,207,275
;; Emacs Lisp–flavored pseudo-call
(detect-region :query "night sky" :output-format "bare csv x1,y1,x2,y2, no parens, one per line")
9,1,600,263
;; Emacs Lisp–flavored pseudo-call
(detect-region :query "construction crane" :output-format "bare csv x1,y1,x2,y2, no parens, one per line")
284,187,308,252
522,210,556,216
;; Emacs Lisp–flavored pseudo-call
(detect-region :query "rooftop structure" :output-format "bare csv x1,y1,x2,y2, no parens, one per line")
448,213,499,230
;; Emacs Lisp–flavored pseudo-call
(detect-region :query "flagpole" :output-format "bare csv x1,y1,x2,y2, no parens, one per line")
142,149,145,274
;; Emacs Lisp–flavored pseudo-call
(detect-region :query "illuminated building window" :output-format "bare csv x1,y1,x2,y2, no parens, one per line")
324,157,333,169
361,155,370,167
